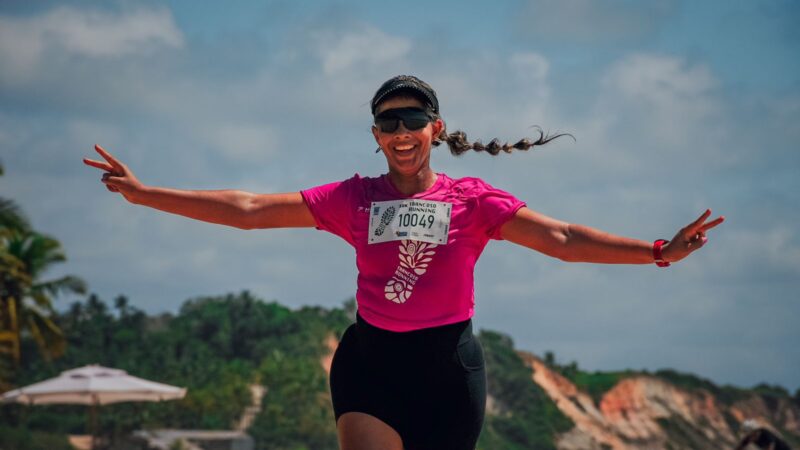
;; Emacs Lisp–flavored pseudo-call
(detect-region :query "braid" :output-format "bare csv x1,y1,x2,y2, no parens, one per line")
433,127,574,156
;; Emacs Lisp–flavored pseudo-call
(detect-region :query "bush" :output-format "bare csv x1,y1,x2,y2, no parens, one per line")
0,424,72,450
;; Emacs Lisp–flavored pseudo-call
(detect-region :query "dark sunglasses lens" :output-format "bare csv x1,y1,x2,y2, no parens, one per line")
376,119,399,133
403,118,429,130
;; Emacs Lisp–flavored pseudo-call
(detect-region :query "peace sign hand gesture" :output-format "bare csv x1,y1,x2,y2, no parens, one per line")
82,144,143,203
661,209,725,264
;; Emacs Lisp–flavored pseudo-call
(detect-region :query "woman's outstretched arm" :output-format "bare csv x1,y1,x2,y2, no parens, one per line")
83,145,316,230
500,206,724,265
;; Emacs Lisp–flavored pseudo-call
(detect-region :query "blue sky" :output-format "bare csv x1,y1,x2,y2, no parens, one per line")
1,1,798,392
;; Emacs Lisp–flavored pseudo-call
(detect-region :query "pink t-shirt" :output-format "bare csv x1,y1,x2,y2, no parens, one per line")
301,173,525,332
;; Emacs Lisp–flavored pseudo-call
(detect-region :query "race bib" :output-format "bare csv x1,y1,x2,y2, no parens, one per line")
368,199,451,245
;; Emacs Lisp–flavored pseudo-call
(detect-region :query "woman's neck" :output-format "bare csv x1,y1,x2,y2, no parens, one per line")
387,168,438,196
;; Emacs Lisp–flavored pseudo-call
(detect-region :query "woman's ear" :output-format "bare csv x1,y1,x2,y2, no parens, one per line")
371,125,380,143
432,118,444,139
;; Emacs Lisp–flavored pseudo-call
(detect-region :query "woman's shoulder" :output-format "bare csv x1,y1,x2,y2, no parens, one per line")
440,174,505,197
334,173,390,200
325,173,381,189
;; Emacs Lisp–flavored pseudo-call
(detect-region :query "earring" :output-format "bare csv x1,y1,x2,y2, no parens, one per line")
375,146,382,154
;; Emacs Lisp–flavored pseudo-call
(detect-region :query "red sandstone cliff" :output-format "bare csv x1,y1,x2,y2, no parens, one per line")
518,351,799,450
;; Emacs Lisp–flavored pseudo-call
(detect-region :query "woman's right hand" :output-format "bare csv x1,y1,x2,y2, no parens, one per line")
83,144,144,203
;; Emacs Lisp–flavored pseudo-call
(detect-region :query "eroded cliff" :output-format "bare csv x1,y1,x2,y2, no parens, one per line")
518,351,799,450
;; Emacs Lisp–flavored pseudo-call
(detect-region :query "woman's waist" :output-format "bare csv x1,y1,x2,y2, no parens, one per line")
355,310,474,351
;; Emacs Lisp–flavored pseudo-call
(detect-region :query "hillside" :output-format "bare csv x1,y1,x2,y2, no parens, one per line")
518,352,800,449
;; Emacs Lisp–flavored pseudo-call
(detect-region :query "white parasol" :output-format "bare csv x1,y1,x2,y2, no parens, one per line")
0,364,186,405
1,364,186,448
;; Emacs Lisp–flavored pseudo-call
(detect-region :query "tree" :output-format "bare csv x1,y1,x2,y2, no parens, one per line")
0,160,86,382
0,160,32,233
1,230,86,364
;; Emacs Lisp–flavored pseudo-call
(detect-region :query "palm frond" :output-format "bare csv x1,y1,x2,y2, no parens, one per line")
26,312,65,360
27,292,57,314
4,232,67,278
1,227,75,366
32,275,88,298
0,198,31,233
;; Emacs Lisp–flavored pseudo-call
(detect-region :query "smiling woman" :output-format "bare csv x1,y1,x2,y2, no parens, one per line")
83,74,723,450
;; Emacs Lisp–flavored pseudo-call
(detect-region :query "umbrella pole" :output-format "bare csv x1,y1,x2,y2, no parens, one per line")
90,397,97,450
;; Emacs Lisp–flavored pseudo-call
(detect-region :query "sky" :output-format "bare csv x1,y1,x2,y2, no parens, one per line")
1,0,798,392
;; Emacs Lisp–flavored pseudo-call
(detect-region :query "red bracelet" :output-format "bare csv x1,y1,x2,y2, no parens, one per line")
653,239,670,267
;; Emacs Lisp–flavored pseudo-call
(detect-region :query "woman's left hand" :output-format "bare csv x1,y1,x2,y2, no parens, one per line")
662,209,725,263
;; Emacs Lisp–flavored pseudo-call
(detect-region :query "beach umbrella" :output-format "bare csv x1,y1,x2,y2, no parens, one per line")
1,364,187,447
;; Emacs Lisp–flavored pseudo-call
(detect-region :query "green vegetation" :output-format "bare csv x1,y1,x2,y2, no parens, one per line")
0,424,72,450
571,371,626,404
3,291,353,449
476,331,573,450
543,350,639,405
1,293,577,449
1,160,87,394
652,368,750,405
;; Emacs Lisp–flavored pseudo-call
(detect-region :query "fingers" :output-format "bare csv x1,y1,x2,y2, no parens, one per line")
93,144,125,174
684,209,725,237
688,209,712,231
87,145,129,195
100,171,121,193
683,210,724,252
83,158,114,172
699,216,725,233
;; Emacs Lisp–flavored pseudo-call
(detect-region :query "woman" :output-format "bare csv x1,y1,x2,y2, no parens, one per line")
83,75,724,450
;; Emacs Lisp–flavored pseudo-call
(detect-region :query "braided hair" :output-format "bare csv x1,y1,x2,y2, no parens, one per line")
434,127,573,156
372,75,573,156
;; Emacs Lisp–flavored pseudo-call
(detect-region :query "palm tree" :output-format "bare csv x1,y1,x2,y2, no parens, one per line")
0,160,32,233
1,231,87,362
0,160,86,379
0,158,32,387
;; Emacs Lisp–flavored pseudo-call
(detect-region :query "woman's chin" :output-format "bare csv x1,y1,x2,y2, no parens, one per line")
390,159,423,174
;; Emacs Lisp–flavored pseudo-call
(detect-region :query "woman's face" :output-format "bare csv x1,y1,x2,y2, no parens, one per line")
372,96,444,178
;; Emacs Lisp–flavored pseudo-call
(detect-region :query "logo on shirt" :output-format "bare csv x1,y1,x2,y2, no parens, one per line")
384,240,438,304
373,206,397,237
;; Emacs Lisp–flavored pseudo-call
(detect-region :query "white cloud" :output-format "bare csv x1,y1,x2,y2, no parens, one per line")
586,53,725,159
0,6,183,81
509,52,550,81
205,123,281,164
412,51,553,143
700,226,800,281
313,25,411,75
517,0,677,43
604,54,717,116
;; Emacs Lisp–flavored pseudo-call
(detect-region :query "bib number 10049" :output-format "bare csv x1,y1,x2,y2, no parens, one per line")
368,199,451,245
397,213,435,228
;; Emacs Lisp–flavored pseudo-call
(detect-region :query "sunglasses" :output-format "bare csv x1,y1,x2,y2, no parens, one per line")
374,107,434,133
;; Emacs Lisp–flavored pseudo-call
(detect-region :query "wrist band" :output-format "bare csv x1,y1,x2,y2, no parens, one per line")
653,239,670,267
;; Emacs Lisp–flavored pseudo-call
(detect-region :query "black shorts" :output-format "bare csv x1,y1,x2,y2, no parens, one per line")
330,312,487,450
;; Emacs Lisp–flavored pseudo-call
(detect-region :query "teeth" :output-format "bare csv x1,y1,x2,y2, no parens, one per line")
396,145,414,150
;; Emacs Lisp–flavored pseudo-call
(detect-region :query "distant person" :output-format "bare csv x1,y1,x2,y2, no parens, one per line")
84,75,724,450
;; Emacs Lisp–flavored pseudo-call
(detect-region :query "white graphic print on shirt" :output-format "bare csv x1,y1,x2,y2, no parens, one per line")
384,240,438,304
